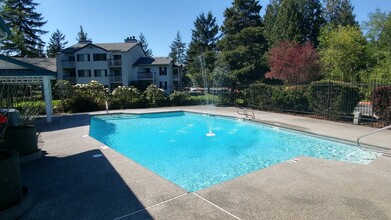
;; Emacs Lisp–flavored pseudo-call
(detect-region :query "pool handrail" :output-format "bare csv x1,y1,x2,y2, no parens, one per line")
356,124,391,149
237,107,255,119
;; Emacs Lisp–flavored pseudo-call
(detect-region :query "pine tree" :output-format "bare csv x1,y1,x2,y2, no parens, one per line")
186,11,220,87
139,32,153,57
0,0,48,57
76,25,91,42
322,0,357,27
263,0,281,46
169,31,186,64
219,0,267,84
265,0,324,47
46,29,68,58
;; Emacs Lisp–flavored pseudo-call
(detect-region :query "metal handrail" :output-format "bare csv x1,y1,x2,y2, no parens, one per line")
356,125,391,148
237,107,255,119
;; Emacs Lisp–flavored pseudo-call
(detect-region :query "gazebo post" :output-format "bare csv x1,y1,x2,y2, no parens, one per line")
43,76,52,123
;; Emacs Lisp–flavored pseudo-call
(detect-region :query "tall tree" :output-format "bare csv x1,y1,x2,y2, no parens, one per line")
322,0,357,27
362,10,391,83
76,25,91,42
318,25,367,83
46,29,68,58
263,0,281,46
265,0,324,47
169,31,186,64
139,32,153,57
219,0,268,84
186,11,220,87
0,0,47,57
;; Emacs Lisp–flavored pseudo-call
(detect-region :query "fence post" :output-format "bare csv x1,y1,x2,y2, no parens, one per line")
327,80,331,119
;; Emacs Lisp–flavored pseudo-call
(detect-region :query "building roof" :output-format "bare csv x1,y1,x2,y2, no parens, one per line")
13,57,56,72
133,57,173,66
62,42,139,53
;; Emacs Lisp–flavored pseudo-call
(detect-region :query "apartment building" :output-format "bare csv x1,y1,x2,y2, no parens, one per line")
56,37,182,93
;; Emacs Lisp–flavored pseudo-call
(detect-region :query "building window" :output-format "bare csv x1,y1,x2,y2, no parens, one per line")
164,81,167,90
77,54,90,62
78,69,91,77
159,67,167,76
94,69,107,77
159,81,163,88
93,53,107,61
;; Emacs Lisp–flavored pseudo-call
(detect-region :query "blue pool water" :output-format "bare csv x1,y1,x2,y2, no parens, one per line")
89,111,379,192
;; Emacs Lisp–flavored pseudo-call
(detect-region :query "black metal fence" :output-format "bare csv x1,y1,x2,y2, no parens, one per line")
219,81,391,127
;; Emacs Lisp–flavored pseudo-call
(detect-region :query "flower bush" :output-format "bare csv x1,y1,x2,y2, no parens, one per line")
144,84,168,107
111,86,145,109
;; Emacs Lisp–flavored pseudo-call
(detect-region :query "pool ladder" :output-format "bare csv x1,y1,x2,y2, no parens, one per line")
237,107,255,119
356,125,391,152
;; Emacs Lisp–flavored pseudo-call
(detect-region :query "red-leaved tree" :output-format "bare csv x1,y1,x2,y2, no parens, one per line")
265,41,321,85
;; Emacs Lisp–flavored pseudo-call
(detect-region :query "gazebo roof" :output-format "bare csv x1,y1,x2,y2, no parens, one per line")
0,55,56,84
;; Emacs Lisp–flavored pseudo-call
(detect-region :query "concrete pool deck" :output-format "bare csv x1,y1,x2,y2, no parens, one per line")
20,106,391,219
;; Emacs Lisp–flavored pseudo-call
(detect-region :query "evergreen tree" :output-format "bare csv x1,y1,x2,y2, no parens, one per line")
322,0,357,27
76,25,91,42
272,0,302,44
186,11,220,87
138,32,153,57
265,0,324,47
219,0,268,84
46,29,68,58
0,0,47,57
169,31,186,64
263,0,281,46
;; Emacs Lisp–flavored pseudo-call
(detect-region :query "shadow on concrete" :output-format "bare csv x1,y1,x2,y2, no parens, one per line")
20,149,152,219
34,114,92,132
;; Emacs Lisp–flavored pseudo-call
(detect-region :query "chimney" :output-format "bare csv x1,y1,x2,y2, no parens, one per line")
124,36,137,43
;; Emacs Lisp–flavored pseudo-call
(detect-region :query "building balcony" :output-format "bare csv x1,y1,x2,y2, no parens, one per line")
108,59,122,67
109,75,122,82
173,74,180,81
63,76,77,84
137,72,155,80
61,60,76,69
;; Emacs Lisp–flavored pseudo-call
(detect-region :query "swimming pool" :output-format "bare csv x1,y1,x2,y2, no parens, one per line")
90,111,379,192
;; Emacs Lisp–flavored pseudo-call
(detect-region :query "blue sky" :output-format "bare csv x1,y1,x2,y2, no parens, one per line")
36,0,391,56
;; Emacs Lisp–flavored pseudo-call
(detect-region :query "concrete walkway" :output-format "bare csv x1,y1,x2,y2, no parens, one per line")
21,106,391,219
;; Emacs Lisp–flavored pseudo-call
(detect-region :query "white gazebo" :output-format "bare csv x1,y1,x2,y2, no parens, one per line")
0,55,56,123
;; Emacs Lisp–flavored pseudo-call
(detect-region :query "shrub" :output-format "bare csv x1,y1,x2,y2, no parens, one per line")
307,80,361,118
243,82,273,110
144,84,168,107
373,86,391,122
271,86,309,112
111,86,143,109
68,81,108,112
169,92,190,106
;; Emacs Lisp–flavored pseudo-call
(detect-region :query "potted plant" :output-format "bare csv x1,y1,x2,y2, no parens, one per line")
0,85,42,162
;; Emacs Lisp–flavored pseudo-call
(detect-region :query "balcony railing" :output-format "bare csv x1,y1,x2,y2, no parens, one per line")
109,75,122,82
173,74,180,80
63,76,77,84
137,72,155,80
108,59,122,67
62,60,76,68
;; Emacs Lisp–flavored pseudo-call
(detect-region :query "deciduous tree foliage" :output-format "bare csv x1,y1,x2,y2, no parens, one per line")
265,41,321,85
318,25,367,83
219,0,268,84
0,0,47,57
46,29,68,58
139,32,153,57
